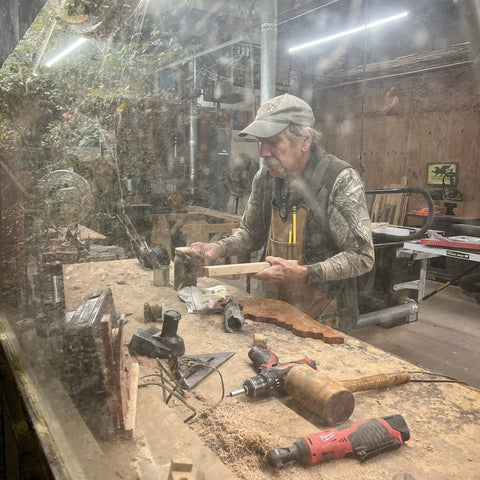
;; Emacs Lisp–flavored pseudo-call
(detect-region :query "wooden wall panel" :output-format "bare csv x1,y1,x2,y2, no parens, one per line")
404,111,480,201
313,62,480,210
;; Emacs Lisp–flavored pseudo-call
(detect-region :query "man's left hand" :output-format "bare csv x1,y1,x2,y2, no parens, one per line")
252,256,307,284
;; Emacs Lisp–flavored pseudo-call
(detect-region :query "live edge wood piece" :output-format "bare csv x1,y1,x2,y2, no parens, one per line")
239,297,344,344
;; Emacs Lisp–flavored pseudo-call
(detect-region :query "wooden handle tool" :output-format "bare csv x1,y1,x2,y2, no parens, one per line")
341,372,411,393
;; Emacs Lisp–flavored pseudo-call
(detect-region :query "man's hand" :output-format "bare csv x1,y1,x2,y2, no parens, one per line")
252,256,307,284
190,241,224,266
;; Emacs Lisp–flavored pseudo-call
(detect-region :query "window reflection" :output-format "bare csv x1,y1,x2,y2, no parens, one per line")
0,0,479,476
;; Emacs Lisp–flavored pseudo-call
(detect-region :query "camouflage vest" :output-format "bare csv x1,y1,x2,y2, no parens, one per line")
270,145,359,331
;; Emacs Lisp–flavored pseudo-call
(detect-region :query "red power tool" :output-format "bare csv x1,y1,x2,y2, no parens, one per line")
266,414,410,468
227,345,317,398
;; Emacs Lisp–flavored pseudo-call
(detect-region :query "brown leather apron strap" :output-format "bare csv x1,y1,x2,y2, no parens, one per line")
264,207,339,327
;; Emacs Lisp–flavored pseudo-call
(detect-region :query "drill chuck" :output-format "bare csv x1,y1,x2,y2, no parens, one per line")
227,369,282,397
227,346,317,398
243,371,281,397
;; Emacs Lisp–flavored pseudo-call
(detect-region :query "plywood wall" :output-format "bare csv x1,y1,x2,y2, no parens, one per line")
313,62,480,216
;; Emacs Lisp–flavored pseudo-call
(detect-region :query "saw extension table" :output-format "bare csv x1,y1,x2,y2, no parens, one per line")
1,258,480,480
399,240,480,300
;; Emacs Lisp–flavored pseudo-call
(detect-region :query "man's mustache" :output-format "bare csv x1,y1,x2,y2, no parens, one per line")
264,157,286,174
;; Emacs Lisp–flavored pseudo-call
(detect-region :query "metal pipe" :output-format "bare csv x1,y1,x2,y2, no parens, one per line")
356,299,418,329
188,59,198,195
188,98,198,195
256,0,277,104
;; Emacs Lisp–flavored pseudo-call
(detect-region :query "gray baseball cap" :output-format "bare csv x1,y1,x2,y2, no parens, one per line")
239,93,315,138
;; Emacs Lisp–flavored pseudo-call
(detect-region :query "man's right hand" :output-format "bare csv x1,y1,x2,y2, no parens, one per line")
190,241,225,265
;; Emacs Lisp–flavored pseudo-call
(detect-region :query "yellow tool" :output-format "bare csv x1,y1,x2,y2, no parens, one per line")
292,205,297,243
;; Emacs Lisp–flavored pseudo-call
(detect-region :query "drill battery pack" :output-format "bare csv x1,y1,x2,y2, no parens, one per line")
128,325,185,358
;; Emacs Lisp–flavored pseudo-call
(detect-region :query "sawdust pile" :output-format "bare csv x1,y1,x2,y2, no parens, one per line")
190,402,303,480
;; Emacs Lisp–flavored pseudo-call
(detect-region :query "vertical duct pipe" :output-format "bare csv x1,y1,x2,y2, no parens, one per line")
256,0,278,104
188,59,198,195
188,98,198,195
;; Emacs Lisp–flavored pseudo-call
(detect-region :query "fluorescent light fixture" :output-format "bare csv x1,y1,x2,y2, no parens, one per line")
288,11,409,53
45,37,88,67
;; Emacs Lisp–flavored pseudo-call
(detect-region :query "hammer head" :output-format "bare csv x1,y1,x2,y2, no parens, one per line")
174,247,205,289
284,364,355,425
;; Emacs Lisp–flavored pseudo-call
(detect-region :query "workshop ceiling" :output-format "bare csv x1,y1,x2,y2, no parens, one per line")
3,1,469,76
276,0,467,73
143,0,468,72
1,0,473,110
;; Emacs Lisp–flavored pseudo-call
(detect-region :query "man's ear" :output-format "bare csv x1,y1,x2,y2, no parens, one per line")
302,128,313,151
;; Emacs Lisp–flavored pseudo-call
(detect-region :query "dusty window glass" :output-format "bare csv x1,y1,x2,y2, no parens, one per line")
0,0,478,478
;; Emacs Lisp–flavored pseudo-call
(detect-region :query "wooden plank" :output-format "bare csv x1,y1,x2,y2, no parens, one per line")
123,359,139,437
182,223,239,235
135,388,238,480
186,205,242,223
370,180,409,226
182,222,239,244
57,225,109,245
203,260,298,277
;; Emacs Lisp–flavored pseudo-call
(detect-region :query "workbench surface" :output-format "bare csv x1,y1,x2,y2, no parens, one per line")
11,258,479,480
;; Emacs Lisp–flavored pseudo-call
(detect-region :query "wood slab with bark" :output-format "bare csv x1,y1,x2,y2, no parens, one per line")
239,297,344,344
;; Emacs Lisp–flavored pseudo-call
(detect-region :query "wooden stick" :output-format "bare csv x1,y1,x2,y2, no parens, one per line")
203,260,298,277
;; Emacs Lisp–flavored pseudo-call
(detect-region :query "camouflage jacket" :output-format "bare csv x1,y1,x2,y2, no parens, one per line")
221,144,374,329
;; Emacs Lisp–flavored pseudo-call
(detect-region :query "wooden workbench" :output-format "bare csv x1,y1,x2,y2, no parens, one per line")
3,258,479,479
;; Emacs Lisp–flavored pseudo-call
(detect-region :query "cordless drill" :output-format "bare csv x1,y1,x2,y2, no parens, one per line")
266,414,410,468
227,345,317,398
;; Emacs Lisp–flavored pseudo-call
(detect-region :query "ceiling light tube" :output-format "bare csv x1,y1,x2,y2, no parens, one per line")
45,37,88,67
288,11,409,53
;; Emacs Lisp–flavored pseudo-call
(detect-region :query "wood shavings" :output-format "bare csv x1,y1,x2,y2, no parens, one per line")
190,402,297,480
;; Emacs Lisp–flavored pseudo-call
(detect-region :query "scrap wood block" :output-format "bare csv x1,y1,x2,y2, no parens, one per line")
239,297,344,344
101,315,138,438
63,288,138,437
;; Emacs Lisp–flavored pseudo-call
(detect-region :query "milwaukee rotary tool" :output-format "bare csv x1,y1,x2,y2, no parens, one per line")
227,345,317,398
266,414,410,469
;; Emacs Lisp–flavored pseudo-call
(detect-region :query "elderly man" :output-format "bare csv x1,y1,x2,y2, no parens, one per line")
192,93,374,332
